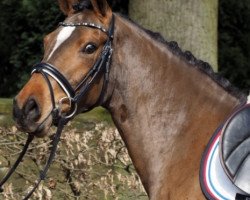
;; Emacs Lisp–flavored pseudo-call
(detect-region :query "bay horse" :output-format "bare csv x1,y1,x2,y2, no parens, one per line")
12,0,247,199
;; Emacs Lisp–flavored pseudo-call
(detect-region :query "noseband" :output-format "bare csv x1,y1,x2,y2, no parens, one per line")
0,15,115,199
33,15,115,122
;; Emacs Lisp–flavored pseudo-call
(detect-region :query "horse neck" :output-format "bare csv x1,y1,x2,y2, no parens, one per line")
104,15,245,198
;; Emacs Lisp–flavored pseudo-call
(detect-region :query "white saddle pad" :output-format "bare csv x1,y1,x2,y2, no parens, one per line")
200,128,248,200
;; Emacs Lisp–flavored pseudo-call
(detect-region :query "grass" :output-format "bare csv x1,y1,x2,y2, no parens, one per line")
74,107,113,124
0,98,14,127
0,98,12,115
0,99,147,199
0,98,113,128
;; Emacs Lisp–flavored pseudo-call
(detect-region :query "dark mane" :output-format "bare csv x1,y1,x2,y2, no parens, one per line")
70,3,246,101
72,0,92,12
123,16,247,102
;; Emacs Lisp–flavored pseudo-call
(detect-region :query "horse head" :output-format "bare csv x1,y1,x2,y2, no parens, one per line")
11,0,248,198
13,0,113,137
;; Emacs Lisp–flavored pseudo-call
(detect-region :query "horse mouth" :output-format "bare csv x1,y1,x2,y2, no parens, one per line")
15,114,53,138
32,115,53,137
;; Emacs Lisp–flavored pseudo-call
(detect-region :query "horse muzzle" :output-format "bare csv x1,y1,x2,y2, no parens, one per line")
13,98,50,137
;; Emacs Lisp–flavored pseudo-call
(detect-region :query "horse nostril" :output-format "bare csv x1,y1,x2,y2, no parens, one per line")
24,99,41,122
13,98,22,120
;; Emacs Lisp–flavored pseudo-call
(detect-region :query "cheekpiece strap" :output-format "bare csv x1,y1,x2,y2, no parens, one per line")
32,15,115,118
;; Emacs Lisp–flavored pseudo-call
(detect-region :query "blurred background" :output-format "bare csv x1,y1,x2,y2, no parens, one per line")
0,0,249,199
0,0,249,97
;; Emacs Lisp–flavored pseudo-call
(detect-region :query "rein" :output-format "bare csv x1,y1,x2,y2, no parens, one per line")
0,15,115,199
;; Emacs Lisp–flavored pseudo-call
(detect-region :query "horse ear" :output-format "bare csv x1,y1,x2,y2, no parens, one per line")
57,0,78,16
90,0,112,17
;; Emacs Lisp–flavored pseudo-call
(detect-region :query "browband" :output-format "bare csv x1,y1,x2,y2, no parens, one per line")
32,15,115,120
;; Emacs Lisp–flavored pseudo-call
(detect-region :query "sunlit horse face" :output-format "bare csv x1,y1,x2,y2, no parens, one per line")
13,0,112,137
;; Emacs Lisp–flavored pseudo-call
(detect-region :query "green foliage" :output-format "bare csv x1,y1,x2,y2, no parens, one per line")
0,0,63,97
0,0,127,97
0,0,249,96
219,0,250,92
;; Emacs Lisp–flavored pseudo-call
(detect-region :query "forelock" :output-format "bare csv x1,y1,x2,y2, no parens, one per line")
72,0,93,12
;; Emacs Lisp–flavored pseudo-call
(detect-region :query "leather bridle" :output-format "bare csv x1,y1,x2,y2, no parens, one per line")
0,15,115,199
33,15,115,122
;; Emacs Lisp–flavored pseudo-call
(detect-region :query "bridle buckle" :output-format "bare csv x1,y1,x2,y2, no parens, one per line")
58,97,78,119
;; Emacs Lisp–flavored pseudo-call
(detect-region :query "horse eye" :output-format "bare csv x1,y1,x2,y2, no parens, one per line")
83,43,97,54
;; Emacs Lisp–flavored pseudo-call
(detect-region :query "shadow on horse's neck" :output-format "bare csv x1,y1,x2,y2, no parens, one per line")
104,14,246,199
